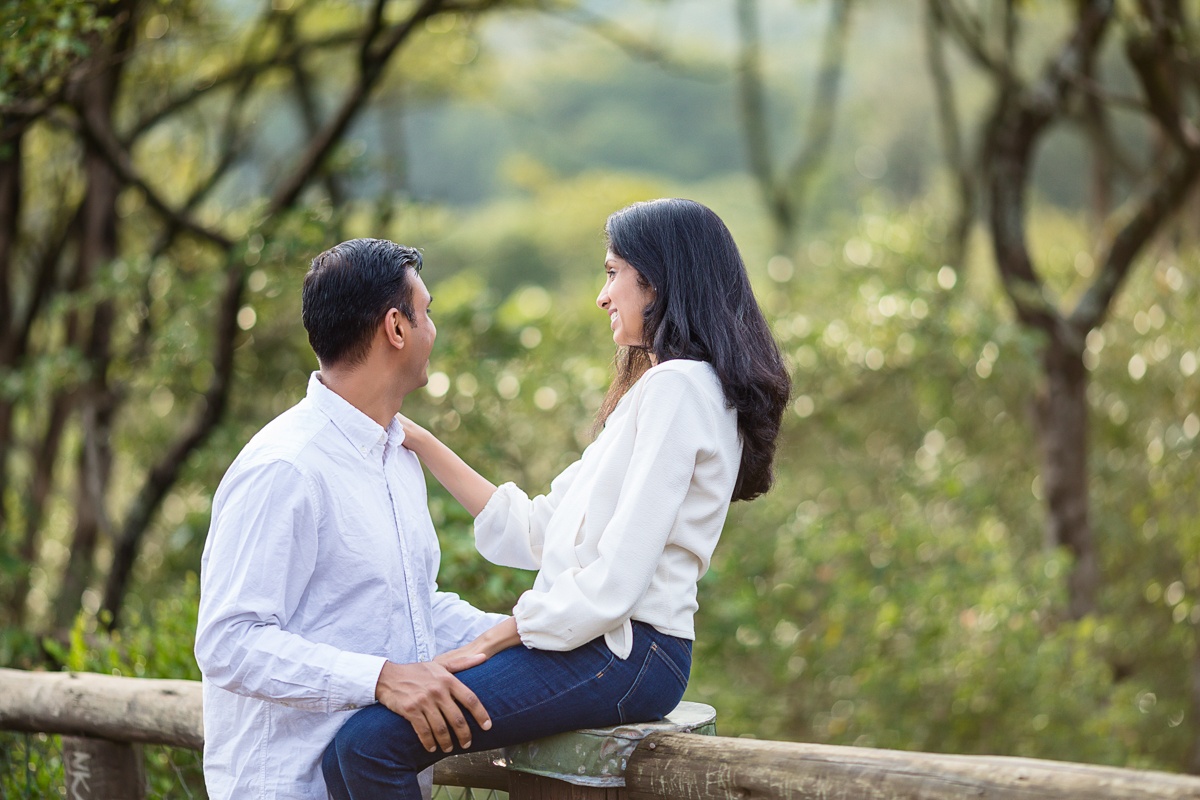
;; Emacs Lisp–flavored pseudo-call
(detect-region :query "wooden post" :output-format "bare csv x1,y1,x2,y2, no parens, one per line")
509,772,627,800
502,701,717,800
61,736,146,800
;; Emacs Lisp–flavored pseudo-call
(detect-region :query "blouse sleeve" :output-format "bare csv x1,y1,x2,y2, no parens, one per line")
473,458,584,570
512,368,719,651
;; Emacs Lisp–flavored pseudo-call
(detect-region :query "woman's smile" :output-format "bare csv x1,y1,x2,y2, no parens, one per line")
597,250,653,347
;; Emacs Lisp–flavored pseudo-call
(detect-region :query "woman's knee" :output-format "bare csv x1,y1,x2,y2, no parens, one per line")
321,738,349,800
330,704,429,771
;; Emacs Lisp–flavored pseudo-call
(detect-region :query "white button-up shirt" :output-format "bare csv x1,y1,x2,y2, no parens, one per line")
196,372,503,800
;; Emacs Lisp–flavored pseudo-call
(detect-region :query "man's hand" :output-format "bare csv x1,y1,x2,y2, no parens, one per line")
374,659,492,753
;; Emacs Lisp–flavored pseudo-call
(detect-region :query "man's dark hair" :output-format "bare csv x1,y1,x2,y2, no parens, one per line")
301,238,422,367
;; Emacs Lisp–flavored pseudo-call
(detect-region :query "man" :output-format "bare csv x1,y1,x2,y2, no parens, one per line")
195,238,505,800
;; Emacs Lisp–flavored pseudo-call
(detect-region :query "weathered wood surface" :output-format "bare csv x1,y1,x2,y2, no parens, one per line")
509,771,626,800
0,668,203,750
0,668,507,788
625,732,1200,800
62,736,146,800
435,749,511,790
10,668,1200,799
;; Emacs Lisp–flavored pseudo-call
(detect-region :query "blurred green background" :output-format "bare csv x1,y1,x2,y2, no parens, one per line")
2,0,1199,776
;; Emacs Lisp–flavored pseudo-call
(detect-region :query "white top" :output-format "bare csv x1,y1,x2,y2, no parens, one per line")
474,359,741,659
195,373,503,800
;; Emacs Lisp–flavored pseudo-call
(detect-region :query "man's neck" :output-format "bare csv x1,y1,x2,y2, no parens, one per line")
318,364,405,429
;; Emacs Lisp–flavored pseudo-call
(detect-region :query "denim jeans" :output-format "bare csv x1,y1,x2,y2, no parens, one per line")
322,621,692,800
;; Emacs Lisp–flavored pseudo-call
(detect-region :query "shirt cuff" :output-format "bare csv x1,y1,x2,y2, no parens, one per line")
474,482,521,536
328,650,388,712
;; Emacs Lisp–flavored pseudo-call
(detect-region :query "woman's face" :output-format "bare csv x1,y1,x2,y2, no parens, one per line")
597,250,654,347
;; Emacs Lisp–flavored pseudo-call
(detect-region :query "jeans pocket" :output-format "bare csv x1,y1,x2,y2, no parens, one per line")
616,641,690,724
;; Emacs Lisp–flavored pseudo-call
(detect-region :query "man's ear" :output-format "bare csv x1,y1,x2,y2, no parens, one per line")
384,308,407,351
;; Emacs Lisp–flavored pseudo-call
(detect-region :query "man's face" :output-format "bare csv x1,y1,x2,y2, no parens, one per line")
401,272,436,389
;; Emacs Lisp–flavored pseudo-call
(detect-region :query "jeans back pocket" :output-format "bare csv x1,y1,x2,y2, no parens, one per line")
616,640,690,724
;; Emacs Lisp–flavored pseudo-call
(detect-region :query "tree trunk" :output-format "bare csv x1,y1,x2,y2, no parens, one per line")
0,122,21,549
923,0,974,270
733,0,853,256
734,0,792,255
102,266,244,627
1036,335,1097,619
52,4,134,630
8,397,72,624
97,0,448,625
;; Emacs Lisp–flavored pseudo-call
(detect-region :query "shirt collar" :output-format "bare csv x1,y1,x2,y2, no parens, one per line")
306,371,406,458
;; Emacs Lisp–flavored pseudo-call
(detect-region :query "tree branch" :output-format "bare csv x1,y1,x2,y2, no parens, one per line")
101,0,461,624
4,202,81,367
102,262,245,627
0,121,20,345
286,15,346,210
266,0,448,217
123,29,362,143
934,0,1012,80
784,0,854,189
1071,145,1200,330
735,0,789,243
1126,28,1200,148
9,393,73,623
64,111,234,249
980,0,1114,343
542,2,725,82
924,0,975,269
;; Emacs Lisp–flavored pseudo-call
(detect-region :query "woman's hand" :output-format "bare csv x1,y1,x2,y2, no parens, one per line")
396,412,433,457
433,617,521,670
394,411,499,517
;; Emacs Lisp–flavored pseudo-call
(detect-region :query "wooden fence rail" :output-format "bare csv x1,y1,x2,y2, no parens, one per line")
5,668,1200,800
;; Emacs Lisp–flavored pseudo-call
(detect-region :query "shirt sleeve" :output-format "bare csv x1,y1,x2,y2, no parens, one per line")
473,459,585,570
194,459,384,713
430,591,510,655
513,368,719,652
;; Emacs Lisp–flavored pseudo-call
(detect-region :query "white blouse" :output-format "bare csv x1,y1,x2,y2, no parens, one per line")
474,359,742,659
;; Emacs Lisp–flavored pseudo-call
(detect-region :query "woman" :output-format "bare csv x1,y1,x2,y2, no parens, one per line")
322,198,791,799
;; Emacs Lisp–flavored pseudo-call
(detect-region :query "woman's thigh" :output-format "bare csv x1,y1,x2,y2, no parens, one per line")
456,622,690,746
331,623,691,774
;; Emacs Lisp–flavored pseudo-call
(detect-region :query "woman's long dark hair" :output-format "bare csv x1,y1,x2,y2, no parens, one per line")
597,198,791,501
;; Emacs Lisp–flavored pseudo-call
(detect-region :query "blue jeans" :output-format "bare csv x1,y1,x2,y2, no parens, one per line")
322,621,691,800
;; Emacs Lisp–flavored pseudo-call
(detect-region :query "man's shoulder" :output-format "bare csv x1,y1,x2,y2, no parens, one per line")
232,401,330,475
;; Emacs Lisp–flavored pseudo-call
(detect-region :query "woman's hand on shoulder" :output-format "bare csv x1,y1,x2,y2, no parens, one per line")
396,412,434,456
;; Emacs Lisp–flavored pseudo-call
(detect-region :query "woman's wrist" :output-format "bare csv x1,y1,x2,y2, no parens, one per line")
481,617,520,655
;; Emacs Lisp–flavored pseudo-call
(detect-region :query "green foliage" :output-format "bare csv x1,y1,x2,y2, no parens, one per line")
3,0,1200,781
0,0,110,106
14,183,1199,773
388,189,1198,771
54,572,201,681
0,730,63,800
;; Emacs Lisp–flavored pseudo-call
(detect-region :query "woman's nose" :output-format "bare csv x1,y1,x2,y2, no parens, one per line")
596,286,608,309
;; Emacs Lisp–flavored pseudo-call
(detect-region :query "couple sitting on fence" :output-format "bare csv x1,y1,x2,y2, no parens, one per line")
193,198,791,800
